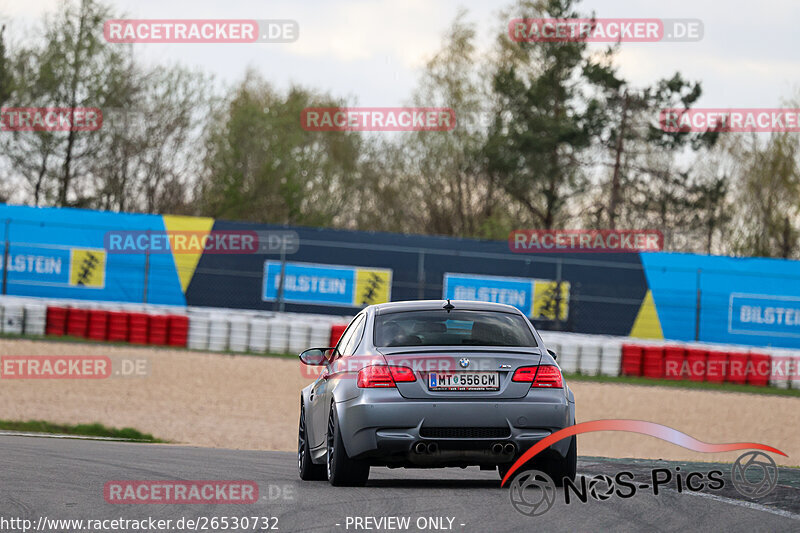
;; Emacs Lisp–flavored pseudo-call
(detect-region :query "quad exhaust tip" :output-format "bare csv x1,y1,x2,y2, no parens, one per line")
491,442,516,455
427,442,438,454
414,442,427,454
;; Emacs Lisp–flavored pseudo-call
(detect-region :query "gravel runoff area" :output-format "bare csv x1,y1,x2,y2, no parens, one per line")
0,338,798,466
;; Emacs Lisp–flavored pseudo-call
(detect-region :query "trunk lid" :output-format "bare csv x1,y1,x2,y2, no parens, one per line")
377,346,543,399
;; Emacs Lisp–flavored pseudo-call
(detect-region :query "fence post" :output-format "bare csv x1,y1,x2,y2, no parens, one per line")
694,268,702,341
554,258,563,330
417,251,426,300
1,218,9,295
142,231,150,303
274,248,287,312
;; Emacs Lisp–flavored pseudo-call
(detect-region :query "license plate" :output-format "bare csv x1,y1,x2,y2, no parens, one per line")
428,372,499,391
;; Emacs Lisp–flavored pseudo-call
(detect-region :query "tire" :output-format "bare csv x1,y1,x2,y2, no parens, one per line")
505,436,576,487
298,402,326,481
541,436,577,487
326,406,369,486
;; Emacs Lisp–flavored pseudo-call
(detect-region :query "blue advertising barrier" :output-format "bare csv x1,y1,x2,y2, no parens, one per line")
443,273,534,316
263,261,392,307
4,203,800,349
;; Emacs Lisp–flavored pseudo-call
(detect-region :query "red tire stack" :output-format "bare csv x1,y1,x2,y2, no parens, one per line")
107,311,130,342
45,306,69,336
329,324,348,348
705,351,728,383
167,315,189,347
642,346,665,378
728,352,749,385
66,308,90,338
620,344,644,376
747,352,770,386
87,310,109,341
685,348,707,382
663,346,685,380
148,315,169,345
128,312,149,344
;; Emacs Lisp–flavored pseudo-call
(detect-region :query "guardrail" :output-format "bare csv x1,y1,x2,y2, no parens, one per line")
1,296,797,390
0,295,351,355
538,331,799,390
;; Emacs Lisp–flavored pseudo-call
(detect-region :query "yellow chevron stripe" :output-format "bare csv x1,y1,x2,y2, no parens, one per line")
162,215,215,293
630,289,664,339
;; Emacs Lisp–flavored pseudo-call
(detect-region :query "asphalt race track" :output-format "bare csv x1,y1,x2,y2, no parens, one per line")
1,435,798,532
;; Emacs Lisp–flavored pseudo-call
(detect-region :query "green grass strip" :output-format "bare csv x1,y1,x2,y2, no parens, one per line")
0,419,164,442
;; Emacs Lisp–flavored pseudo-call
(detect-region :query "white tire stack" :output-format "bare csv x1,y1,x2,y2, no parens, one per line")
207,313,229,352
248,317,270,353
267,319,290,354
187,312,210,350
2,302,24,334
23,303,47,335
600,340,623,377
228,315,249,353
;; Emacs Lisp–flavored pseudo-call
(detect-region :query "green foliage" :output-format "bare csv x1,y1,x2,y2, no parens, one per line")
0,24,10,106
1,0,797,261
482,0,606,228
199,71,361,226
357,12,500,237
729,132,800,258
4,0,135,206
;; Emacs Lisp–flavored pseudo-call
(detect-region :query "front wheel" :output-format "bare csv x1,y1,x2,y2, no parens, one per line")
326,407,369,486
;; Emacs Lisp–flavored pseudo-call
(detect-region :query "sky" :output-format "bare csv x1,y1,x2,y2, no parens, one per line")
1,0,798,110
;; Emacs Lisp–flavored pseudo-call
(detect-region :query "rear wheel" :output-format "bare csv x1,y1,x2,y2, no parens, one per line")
501,436,577,486
326,407,369,486
298,403,326,481
540,436,577,486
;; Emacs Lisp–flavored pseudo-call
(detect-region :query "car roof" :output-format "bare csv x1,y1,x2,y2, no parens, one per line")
371,299,524,315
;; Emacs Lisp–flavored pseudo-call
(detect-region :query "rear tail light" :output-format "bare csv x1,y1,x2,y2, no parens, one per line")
389,366,417,382
512,365,563,388
357,365,417,388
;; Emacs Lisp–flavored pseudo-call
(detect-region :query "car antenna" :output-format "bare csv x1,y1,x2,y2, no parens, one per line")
443,299,455,313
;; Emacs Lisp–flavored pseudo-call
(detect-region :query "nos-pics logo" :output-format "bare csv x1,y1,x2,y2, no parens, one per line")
509,451,779,517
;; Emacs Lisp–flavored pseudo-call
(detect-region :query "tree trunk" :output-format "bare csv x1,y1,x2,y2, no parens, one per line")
57,0,88,206
608,90,629,229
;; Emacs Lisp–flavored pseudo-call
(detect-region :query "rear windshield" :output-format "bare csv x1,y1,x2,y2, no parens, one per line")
374,310,537,347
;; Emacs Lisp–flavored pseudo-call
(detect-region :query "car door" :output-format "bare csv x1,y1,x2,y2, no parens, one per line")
309,314,363,448
319,313,366,425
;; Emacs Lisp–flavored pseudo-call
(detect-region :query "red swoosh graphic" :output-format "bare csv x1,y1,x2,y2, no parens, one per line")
501,419,786,487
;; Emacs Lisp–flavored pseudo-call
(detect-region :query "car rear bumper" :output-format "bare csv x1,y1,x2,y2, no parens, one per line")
336,388,574,465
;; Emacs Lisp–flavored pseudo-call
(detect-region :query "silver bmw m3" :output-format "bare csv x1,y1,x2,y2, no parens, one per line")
297,299,577,486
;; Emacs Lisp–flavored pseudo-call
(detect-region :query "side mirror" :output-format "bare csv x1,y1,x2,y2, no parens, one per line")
547,348,558,361
299,348,332,366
